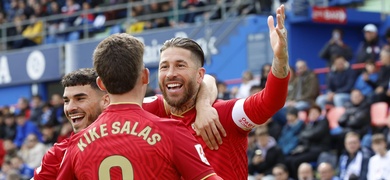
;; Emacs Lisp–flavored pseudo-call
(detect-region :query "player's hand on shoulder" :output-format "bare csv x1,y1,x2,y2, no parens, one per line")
194,105,226,150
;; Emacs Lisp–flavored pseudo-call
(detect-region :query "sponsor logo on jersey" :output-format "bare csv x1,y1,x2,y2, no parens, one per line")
238,117,256,129
195,144,210,166
143,96,158,103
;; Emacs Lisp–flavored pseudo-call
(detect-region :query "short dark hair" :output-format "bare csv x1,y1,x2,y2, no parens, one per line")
371,133,386,144
273,163,289,173
345,131,360,140
160,37,205,67
309,104,322,114
286,106,299,116
93,33,145,94
61,68,100,91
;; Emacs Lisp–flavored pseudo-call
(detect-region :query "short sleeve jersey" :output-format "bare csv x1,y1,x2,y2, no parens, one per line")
57,104,215,180
142,72,290,180
33,137,70,180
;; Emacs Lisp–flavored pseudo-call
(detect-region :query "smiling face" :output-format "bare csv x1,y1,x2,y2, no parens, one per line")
158,47,204,108
63,85,107,133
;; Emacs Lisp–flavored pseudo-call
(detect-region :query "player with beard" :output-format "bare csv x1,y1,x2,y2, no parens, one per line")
56,33,223,179
142,4,290,179
33,68,219,179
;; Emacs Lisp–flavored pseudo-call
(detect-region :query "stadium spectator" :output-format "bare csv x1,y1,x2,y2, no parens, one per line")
355,24,383,64
248,126,285,179
217,81,232,100
40,123,58,146
73,2,94,26
316,55,355,110
6,0,20,22
297,162,315,180
371,46,390,105
233,70,259,99
278,106,305,156
353,60,378,99
2,139,18,166
338,89,371,137
13,113,42,149
272,163,294,180
10,156,34,179
338,131,372,180
259,63,272,89
286,59,319,111
286,105,330,179
18,134,47,169
29,95,44,126
319,28,353,66
317,162,340,180
1,114,17,141
0,161,14,180
247,130,256,165
181,0,207,23
18,0,34,20
367,133,390,180
32,2,47,17
47,93,66,126
14,97,30,119
146,1,169,28
12,14,44,49
60,0,80,28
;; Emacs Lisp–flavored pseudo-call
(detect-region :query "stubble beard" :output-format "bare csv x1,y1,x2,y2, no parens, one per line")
160,79,198,114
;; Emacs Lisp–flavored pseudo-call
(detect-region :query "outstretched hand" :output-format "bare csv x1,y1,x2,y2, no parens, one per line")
268,4,288,66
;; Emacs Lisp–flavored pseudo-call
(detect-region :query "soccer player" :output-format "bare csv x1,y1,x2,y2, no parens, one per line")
142,4,290,179
57,33,223,179
33,68,110,180
33,69,219,180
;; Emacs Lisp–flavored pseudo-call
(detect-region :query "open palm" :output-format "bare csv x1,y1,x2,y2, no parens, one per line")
268,5,288,62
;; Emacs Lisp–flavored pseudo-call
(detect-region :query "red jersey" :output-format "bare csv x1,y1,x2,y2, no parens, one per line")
57,104,216,180
142,72,289,180
33,137,70,180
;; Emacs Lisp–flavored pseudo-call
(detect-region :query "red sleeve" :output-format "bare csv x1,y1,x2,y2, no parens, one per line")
33,139,69,180
56,139,77,180
142,95,168,117
0,140,4,166
172,122,215,180
244,71,290,124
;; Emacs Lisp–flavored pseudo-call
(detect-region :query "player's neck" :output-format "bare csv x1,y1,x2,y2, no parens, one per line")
108,91,143,107
168,99,196,115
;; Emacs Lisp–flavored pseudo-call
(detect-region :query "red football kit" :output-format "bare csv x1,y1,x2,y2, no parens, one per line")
57,103,216,179
142,72,289,180
33,136,71,180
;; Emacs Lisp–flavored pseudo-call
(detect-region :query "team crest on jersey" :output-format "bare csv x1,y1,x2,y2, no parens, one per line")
143,96,158,103
195,144,210,166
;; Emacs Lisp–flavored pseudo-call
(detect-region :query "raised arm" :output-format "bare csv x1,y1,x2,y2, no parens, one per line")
195,74,226,150
239,5,290,127
268,5,290,79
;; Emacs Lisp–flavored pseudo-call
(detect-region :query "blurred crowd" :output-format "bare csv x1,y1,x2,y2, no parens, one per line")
0,23,390,180
229,24,390,180
1,0,390,179
0,0,289,50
